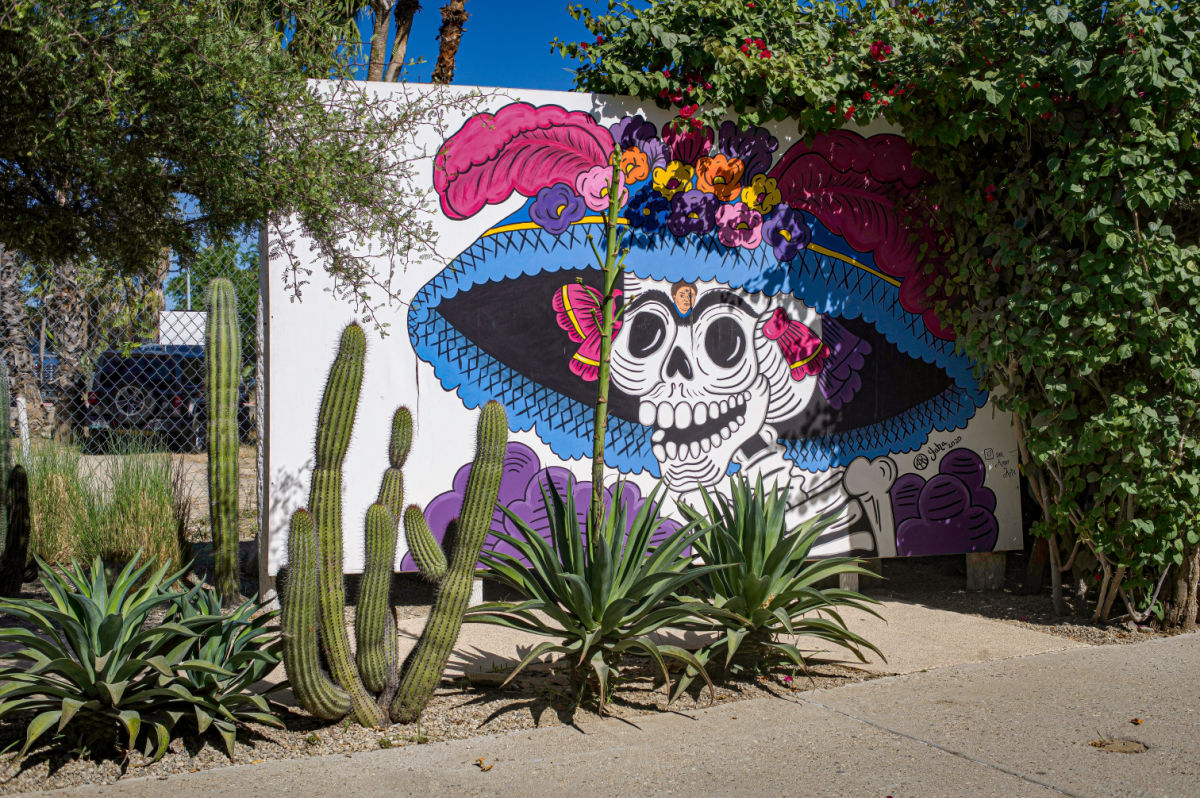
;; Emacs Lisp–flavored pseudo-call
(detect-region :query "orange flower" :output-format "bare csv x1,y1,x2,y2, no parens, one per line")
620,147,650,185
695,154,744,201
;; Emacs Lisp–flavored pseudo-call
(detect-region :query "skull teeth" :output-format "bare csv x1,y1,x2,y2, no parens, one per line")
640,392,751,453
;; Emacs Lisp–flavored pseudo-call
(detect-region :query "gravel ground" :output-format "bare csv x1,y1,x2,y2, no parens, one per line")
0,548,1174,794
0,661,869,794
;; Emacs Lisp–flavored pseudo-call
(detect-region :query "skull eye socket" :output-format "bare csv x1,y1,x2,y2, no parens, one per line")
704,317,746,368
628,313,668,358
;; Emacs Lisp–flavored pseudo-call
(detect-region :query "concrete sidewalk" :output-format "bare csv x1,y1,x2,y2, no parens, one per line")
30,632,1198,797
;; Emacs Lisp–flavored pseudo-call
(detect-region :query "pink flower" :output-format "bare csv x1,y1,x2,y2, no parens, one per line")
575,165,629,212
714,202,763,249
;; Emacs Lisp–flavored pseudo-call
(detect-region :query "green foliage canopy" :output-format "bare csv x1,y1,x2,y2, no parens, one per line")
562,0,1200,624
1,0,474,323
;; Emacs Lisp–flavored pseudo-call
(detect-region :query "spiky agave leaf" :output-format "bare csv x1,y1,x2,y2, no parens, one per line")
671,475,885,697
466,479,726,710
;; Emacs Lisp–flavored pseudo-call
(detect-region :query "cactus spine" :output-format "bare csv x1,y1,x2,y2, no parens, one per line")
392,400,506,722
279,324,507,727
282,510,350,719
205,278,240,605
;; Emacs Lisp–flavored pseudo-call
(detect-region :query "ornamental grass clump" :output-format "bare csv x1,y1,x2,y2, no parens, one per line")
674,475,883,694
0,556,281,761
465,482,722,710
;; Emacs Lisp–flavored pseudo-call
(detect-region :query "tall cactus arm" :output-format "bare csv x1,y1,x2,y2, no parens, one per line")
0,355,10,554
0,466,29,597
391,401,507,722
311,325,386,728
356,503,398,695
281,510,351,720
403,505,447,583
206,278,241,605
376,408,410,522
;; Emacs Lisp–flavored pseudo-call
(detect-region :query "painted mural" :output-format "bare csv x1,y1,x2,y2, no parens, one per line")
403,101,1014,561
264,86,1022,575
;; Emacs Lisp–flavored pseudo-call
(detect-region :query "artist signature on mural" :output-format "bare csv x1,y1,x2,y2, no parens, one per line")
913,435,963,470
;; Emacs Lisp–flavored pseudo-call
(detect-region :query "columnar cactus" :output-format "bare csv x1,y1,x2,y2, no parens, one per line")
0,355,10,554
280,323,507,727
0,466,31,596
0,355,28,596
392,400,506,721
205,278,240,605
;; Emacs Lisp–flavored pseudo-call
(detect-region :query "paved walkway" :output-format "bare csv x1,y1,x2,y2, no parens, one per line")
29,627,1197,797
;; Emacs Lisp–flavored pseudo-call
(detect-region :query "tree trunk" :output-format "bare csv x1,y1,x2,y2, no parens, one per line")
48,261,89,442
384,0,421,83
1165,544,1199,630
366,0,396,82
0,246,44,419
151,247,171,343
431,0,468,84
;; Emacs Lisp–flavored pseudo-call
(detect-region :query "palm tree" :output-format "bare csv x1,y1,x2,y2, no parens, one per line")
430,0,467,84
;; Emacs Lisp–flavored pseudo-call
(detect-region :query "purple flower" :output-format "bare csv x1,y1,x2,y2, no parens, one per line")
626,186,670,233
761,206,811,261
715,202,763,249
401,442,680,571
529,183,587,234
662,122,714,165
667,189,720,237
611,115,668,170
718,121,779,179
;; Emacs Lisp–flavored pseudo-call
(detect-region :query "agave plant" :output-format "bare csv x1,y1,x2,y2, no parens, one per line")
675,475,884,692
465,482,723,710
0,555,281,761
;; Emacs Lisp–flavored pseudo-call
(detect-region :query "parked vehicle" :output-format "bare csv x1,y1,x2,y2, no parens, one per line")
84,345,253,453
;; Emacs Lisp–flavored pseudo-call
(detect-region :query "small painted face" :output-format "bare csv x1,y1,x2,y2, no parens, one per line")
671,283,696,315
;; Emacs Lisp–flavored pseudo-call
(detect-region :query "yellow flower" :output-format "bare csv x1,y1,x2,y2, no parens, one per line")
741,174,782,213
652,161,695,199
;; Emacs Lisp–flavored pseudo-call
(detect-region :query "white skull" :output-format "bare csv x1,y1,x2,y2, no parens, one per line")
611,277,820,491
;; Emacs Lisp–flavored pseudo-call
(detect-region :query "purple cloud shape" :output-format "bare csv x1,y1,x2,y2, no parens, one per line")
400,442,680,571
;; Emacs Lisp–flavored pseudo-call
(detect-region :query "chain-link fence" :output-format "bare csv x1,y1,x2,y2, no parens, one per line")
1,241,260,557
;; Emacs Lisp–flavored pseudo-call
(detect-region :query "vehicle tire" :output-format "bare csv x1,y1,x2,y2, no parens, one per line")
189,419,206,454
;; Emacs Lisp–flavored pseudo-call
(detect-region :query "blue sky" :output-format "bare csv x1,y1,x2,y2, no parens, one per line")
353,1,601,90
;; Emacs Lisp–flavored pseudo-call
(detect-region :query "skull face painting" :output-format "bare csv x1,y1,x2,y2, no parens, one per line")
401,100,1020,562
611,276,810,491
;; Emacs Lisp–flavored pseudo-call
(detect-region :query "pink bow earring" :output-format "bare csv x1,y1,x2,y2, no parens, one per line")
763,307,828,380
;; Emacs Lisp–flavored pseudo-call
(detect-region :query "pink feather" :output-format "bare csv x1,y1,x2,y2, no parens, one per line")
434,103,615,220
769,130,953,339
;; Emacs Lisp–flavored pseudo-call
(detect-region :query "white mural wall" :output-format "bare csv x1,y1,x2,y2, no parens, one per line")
264,81,1023,576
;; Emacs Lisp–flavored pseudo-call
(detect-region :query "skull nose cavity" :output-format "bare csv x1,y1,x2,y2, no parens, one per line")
665,347,693,380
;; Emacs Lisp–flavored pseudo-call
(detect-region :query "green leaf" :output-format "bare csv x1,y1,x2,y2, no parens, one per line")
20,711,60,756
1068,20,1088,41
1046,5,1070,25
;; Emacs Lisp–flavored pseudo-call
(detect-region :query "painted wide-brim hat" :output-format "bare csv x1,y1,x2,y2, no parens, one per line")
408,103,984,475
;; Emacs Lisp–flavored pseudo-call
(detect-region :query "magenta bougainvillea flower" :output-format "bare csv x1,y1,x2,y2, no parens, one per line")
762,206,811,261
715,202,763,249
667,189,720,237
529,182,587,234
575,164,629,212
